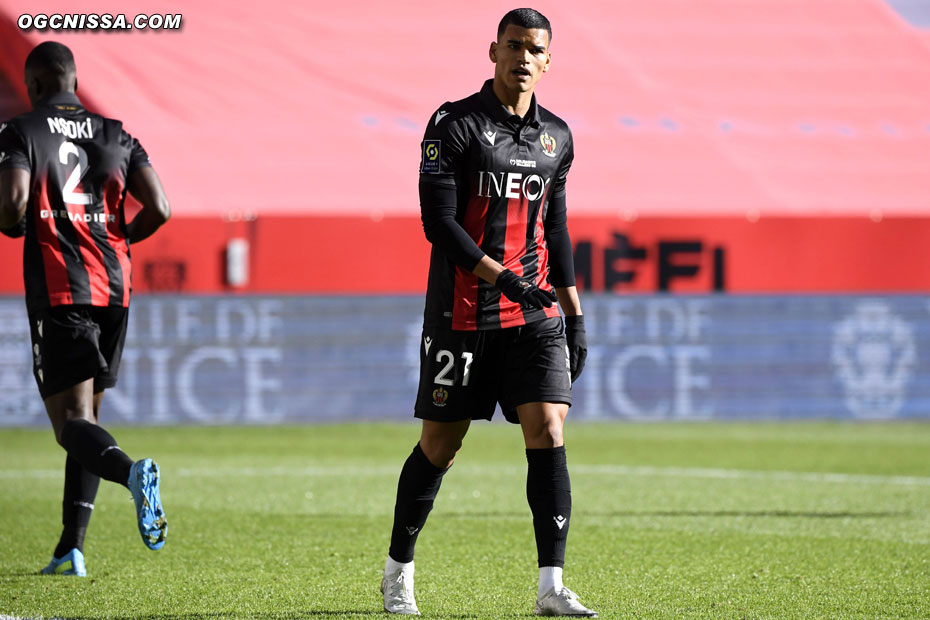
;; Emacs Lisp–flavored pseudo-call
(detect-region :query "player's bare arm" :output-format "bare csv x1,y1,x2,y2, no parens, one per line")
554,286,582,317
126,165,170,243
0,167,29,229
472,255,505,284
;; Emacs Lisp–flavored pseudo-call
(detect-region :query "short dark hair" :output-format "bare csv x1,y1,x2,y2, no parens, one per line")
25,41,75,76
497,8,551,42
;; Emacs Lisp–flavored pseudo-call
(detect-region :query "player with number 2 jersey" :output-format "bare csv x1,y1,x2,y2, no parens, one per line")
0,66,150,314
0,41,171,578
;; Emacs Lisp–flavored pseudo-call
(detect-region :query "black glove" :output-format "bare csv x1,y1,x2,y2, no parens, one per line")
565,315,587,383
495,269,558,310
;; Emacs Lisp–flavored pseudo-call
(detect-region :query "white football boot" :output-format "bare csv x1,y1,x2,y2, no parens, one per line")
381,564,420,615
534,586,598,617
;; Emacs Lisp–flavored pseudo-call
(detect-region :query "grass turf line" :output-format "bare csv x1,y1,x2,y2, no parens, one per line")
0,422,928,619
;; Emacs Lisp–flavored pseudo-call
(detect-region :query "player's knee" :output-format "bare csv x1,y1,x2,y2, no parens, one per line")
430,443,461,468
541,424,564,448
526,419,564,449
420,436,462,468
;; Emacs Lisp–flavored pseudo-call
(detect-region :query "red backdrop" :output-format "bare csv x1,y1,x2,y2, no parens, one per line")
1,215,924,294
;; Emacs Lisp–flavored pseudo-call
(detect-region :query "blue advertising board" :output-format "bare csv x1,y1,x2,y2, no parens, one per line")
0,294,926,426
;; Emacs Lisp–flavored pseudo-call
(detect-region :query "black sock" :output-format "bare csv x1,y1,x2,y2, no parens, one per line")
59,419,134,487
526,446,572,568
388,443,449,563
53,455,100,557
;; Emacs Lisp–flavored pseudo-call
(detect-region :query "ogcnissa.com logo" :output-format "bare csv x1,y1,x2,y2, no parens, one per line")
18,13,182,31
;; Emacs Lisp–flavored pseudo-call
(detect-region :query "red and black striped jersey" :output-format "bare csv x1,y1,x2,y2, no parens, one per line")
419,80,574,331
0,93,150,313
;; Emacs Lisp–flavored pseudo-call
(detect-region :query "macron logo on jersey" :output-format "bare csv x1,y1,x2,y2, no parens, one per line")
476,171,551,201
47,116,93,140
434,110,449,126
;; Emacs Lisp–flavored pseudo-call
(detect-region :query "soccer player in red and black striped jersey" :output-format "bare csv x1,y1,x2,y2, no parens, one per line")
0,42,170,576
381,9,596,617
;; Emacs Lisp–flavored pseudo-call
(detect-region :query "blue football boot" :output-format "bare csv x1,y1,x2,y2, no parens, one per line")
128,458,167,550
40,548,86,577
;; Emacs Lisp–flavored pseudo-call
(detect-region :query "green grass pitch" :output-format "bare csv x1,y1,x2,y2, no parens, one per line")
1,422,929,619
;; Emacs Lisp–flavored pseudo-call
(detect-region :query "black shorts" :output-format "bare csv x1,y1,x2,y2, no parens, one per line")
414,317,572,424
28,305,129,400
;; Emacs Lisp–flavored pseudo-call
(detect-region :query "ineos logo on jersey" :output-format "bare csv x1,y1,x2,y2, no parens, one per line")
47,116,94,140
476,171,551,201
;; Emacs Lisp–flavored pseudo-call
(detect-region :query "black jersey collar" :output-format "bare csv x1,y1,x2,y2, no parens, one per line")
36,92,84,109
479,79,540,128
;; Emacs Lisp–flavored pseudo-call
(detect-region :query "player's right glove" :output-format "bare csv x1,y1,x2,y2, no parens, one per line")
564,315,587,383
495,269,558,310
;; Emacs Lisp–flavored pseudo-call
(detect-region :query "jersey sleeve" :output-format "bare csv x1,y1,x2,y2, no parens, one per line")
0,121,31,172
418,109,486,270
544,192,574,287
549,129,573,199
544,129,576,287
112,121,151,174
418,107,467,180
126,133,152,173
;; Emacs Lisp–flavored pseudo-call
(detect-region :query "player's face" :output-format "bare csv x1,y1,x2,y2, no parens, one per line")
489,25,551,94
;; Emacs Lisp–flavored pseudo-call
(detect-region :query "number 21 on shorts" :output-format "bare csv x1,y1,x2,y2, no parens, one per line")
433,349,474,387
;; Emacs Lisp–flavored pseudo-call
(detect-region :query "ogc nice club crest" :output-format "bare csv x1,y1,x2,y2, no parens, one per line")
432,387,449,407
539,132,557,157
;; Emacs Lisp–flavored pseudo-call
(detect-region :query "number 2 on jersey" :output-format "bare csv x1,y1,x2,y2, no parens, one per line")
59,141,93,205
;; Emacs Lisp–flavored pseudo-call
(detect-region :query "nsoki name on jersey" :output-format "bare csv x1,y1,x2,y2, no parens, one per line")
47,116,94,140
476,171,550,201
41,209,115,223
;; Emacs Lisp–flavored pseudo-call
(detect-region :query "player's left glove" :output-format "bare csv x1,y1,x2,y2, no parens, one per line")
565,315,587,383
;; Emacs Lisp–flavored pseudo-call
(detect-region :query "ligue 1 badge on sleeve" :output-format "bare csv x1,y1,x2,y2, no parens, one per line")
421,140,441,174
539,132,557,157
432,387,449,407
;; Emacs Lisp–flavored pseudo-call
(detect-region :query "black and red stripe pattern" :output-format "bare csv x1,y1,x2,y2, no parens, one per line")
420,80,573,331
0,93,148,313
